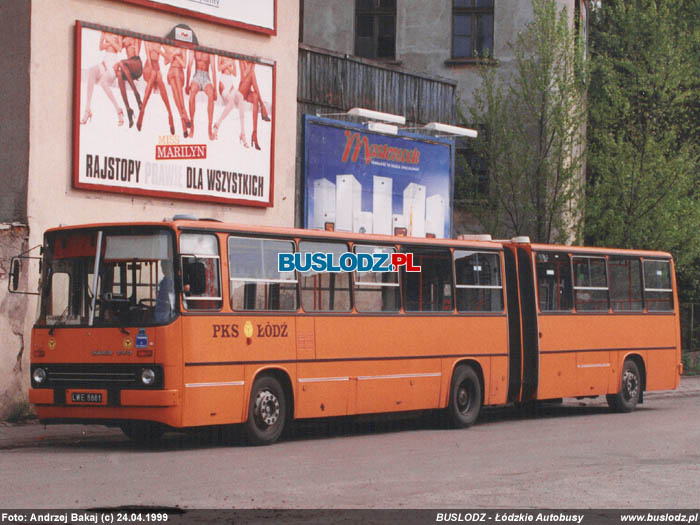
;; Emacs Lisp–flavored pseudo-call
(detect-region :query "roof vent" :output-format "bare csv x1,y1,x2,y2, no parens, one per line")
172,214,199,221
511,236,531,243
457,234,493,241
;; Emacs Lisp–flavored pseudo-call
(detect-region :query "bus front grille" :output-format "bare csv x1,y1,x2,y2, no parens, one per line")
30,364,163,389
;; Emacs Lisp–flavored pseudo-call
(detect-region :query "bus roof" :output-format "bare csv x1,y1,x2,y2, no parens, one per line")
44,219,673,258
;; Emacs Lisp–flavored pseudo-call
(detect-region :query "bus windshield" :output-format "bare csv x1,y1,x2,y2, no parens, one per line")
38,228,176,327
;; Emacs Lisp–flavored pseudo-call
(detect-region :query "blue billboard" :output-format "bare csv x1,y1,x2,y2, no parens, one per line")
303,116,454,238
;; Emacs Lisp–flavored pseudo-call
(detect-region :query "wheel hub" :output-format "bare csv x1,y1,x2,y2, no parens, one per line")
622,369,639,401
457,384,471,413
254,390,280,427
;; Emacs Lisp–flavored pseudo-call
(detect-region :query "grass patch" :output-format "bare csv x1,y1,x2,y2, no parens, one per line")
5,399,36,423
682,353,700,376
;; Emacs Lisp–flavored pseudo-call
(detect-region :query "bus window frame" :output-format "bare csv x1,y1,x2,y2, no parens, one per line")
227,234,300,312
180,253,224,309
534,250,573,314
399,244,456,315
571,254,610,313
351,242,401,314
452,248,505,314
607,255,644,314
178,231,224,312
641,257,674,313
297,238,353,314
36,226,179,328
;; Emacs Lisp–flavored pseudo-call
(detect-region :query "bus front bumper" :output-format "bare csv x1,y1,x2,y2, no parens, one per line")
29,388,178,407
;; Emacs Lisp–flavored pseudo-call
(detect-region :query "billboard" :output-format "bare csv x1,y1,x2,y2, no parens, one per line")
120,0,276,34
303,116,453,238
73,21,275,207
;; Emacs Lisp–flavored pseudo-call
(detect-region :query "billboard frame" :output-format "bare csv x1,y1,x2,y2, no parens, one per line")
73,20,276,208
303,115,455,239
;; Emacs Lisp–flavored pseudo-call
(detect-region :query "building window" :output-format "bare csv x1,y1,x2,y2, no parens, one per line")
355,0,396,60
452,0,494,59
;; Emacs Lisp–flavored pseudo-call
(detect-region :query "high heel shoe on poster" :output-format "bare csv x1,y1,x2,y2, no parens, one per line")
127,108,134,128
261,102,271,122
251,130,261,151
117,109,124,127
239,132,249,148
80,109,92,125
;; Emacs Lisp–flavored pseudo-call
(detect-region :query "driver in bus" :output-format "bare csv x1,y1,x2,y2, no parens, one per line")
155,262,175,323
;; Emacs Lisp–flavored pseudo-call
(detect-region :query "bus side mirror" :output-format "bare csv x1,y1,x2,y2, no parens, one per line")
9,258,21,292
183,261,207,295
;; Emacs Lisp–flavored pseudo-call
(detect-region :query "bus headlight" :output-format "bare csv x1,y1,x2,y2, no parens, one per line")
33,368,47,385
141,368,156,386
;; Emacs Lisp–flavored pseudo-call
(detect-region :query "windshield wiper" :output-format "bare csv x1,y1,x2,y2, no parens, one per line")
48,321,64,336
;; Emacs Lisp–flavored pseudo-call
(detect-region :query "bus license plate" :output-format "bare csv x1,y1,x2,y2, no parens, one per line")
71,392,102,403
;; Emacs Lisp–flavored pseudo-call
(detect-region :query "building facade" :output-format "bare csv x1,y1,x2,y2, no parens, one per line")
300,0,587,240
0,0,299,417
301,0,581,109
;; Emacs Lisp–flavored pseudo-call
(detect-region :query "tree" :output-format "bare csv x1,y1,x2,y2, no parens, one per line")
461,0,587,244
585,0,700,301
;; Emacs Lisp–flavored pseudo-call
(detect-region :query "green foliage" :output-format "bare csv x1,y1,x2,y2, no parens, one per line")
462,0,587,243
681,353,699,376
5,398,36,423
585,0,700,301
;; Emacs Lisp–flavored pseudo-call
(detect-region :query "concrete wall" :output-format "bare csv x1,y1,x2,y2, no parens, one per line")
302,0,354,55
0,0,30,223
0,226,30,418
1,0,300,417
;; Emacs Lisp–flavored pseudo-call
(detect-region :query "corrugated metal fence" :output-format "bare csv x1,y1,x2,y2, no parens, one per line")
297,44,457,125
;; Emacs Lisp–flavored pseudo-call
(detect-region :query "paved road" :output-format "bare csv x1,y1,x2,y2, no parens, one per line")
1,383,699,510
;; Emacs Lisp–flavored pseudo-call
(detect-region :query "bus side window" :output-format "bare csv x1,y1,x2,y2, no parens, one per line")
228,236,298,311
402,247,453,312
609,256,643,311
643,259,673,311
454,250,503,312
535,252,572,312
353,244,400,312
572,256,609,312
179,233,222,311
299,241,351,312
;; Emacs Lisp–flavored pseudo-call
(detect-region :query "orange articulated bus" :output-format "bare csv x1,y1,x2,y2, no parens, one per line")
18,218,681,445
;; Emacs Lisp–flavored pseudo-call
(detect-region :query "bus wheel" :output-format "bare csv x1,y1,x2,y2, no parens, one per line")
607,360,642,413
245,375,286,445
120,421,165,445
447,365,482,428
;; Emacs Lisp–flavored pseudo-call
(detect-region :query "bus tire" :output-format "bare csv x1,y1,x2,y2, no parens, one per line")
447,365,482,428
607,359,642,413
245,375,287,446
120,421,165,444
